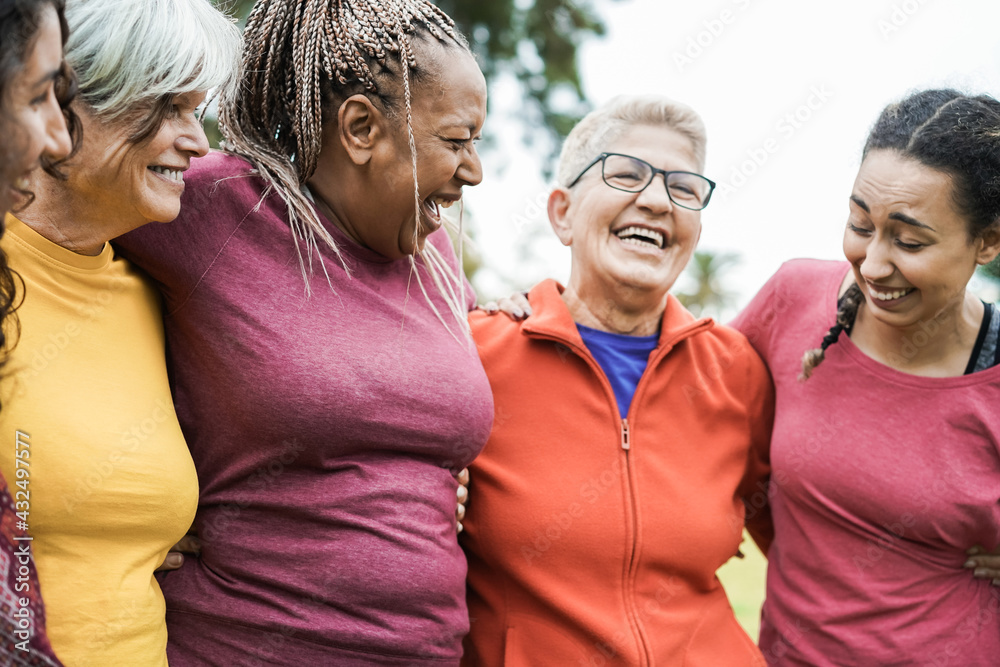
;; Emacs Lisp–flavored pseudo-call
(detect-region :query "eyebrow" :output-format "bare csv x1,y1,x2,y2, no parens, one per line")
31,68,60,92
849,195,937,232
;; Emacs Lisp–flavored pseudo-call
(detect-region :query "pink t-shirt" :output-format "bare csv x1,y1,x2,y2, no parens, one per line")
732,259,1000,667
116,152,493,665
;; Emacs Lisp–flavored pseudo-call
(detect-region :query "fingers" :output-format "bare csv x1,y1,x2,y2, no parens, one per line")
964,547,1000,585
154,552,184,572
496,296,528,321
174,534,203,556
511,292,532,317
477,293,532,320
456,478,469,534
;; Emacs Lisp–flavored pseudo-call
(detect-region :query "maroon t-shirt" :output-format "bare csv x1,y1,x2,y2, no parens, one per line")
116,152,493,665
0,473,63,666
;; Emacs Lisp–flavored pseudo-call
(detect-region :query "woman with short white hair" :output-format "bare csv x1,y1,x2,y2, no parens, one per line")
462,95,774,665
0,0,239,664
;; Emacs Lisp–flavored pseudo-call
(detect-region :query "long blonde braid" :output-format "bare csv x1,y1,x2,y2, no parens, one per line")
219,0,472,336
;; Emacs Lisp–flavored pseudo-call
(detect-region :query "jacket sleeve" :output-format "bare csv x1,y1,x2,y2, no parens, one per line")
738,345,775,556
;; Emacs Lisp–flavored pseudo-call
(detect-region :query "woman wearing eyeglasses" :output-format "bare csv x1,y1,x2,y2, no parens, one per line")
461,95,773,666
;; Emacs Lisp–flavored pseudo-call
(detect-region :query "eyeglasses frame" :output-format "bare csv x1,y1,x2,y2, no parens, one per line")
566,152,717,211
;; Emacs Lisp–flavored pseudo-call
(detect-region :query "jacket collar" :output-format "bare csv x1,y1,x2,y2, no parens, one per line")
521,279,714,350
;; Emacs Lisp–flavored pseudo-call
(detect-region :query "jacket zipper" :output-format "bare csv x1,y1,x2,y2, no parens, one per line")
620,417,650,665
524,322,711,664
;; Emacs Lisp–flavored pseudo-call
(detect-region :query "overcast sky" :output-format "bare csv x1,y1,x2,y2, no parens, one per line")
463,0,1000,313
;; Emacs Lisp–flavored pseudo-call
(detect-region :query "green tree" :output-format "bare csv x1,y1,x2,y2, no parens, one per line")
211,0,611,155
675,251,740,318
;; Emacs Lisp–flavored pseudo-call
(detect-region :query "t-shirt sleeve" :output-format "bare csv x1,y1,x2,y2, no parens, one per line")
113,151,261,314
730,261,810,366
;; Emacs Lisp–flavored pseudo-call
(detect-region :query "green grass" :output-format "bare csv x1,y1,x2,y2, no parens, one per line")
717,530,767,640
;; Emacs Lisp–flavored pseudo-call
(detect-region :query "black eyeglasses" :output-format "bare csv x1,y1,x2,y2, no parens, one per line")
567,152,716,211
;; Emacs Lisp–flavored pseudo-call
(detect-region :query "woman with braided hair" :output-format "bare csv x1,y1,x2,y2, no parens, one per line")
732,89,1000,664
115,0,491,664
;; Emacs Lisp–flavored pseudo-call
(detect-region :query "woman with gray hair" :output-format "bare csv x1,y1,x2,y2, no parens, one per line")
0,0,239,664
462,95,774,665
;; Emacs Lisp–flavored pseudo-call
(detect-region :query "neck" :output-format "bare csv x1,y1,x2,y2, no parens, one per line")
851,291,983,376
17,174,111,256
562,278,665,336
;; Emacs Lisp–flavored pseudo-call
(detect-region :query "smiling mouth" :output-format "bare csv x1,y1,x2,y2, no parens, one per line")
614,226,665,249
868,285,915,302
149,166,184,183
420,196,459,231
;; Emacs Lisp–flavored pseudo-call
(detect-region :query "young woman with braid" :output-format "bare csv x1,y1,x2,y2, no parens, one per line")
114,0,491,663
731,89,1000,665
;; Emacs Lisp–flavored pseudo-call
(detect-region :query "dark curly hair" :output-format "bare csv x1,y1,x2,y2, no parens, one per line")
801,89,1000,379
0,0,81,405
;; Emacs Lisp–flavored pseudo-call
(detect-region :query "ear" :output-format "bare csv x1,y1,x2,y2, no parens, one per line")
975,222,1000,266
547,187,574,247
336,95,386,166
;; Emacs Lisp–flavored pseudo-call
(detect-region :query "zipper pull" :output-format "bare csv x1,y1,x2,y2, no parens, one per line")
621,418,630,450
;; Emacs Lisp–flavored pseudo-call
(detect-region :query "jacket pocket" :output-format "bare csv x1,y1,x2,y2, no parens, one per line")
683,599,766,667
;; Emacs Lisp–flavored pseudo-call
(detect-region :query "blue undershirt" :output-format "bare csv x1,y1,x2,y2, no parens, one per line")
576,323,659,418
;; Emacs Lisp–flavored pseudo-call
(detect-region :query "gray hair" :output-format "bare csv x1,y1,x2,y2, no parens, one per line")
64,0,241,122
556,95,708,187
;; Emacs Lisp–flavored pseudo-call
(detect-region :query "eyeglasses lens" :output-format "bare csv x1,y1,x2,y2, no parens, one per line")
601,154,711,209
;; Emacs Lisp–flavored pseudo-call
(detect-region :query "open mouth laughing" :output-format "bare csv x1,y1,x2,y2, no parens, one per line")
613,225,667,249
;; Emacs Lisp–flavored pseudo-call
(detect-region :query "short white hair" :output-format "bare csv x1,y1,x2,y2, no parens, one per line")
64,0,241,121
556,95,708,187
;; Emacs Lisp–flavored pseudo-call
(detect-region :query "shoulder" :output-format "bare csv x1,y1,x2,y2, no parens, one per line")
178,151,267,219
114,151,277,305
470,280,559,356
689,318,770,379
733,259,846,330
771,258,848,289
469,306,522,350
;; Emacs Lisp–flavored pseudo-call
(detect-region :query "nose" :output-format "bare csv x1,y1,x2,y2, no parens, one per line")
635,172,674,213
457,144,483,187
858,236,895,282
42,92,72,161
176,116,211,158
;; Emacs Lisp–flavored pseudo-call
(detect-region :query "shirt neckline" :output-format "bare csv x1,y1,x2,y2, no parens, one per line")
828,263,1000,387
4,213,115,272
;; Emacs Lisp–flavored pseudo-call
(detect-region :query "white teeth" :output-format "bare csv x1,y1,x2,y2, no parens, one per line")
150,166,183,183
430,196,456,209
13,177,29,190
614,226,664,248
621,237,654,248
871,288,911,301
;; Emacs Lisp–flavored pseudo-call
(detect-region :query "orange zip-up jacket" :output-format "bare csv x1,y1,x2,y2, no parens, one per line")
462,280,774,666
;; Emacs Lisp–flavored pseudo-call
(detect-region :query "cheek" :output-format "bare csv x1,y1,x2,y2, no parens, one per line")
842,232,865,263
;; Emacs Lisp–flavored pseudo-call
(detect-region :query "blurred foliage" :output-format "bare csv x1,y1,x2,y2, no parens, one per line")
675,251,740,318
981,256,1000,283
211,0,613,156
